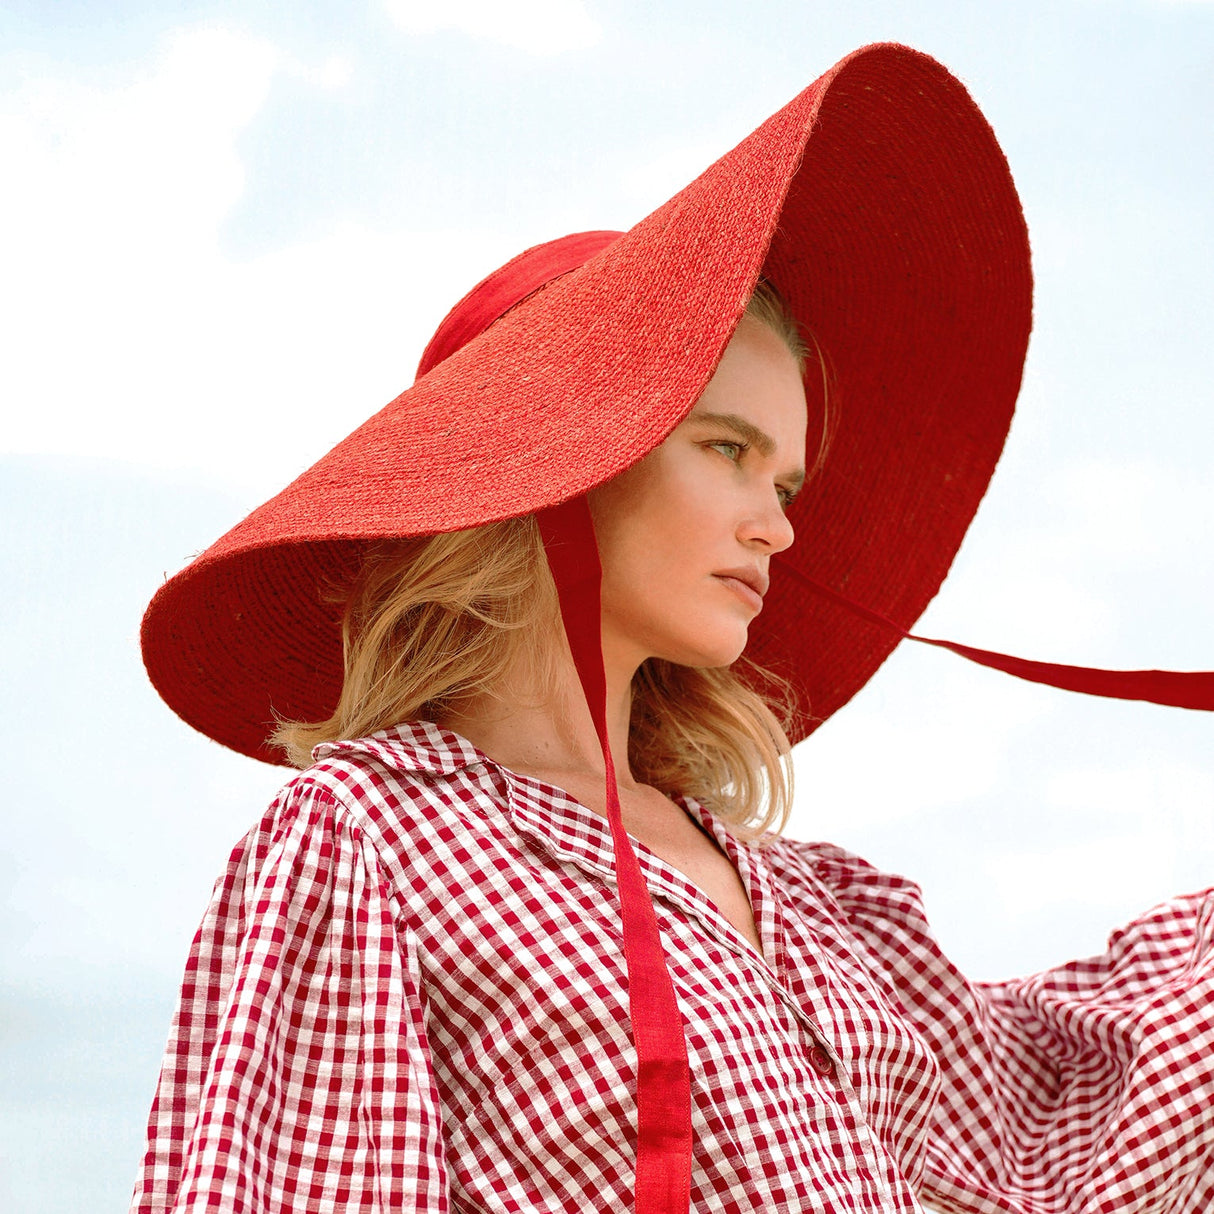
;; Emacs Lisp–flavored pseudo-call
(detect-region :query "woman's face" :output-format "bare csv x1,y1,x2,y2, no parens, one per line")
588,315,809,673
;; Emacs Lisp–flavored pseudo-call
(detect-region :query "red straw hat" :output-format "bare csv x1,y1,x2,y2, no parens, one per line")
140,42,1214,1214
142,42,1050,760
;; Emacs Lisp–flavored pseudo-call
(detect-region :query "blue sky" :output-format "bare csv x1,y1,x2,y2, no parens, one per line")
2,2,1213,1209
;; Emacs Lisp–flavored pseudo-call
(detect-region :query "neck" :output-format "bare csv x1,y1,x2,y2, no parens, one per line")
437,642,642,790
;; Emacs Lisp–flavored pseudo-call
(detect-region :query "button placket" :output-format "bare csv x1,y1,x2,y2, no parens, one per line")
808,1040,837,1081
747,953,852,1094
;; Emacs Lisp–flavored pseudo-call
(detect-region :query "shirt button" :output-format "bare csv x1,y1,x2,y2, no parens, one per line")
808,1043,836,1080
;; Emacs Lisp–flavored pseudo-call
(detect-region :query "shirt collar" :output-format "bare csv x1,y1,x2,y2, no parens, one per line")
314,719,783,971
312,719,489,776
315,719,709,857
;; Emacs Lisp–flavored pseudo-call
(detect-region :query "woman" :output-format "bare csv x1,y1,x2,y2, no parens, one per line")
133,44,1214,1214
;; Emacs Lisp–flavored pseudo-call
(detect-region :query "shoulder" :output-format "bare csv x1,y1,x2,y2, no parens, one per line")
254,720,524,910
229,720,506,873
760,834,935,939
207,722,514,936
285,719,509,841
762,835,923,900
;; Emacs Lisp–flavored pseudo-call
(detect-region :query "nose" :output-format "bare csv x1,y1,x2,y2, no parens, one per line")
738,491,795,554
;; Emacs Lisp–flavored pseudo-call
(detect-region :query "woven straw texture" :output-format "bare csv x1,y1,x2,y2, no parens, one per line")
141,42,1032,762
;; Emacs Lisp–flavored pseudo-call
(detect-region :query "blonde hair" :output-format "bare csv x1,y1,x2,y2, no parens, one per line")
273,286,815,840
749,278,833,483
272,518,795,838
747,278,808,365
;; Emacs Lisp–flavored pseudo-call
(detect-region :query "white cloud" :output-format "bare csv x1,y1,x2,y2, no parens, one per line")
986,835,1175,919
910,447,1214,667
0,28,513,498
978,760,1214,918
0,27,277,467
1045,760,1214,828
286,52,354,91
790,643,1051,833
1,27,279,240
1037,458,1214,566
384,0,601,55
616,138,727,212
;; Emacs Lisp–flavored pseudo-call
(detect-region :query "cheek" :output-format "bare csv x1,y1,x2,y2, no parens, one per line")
588,453,708,577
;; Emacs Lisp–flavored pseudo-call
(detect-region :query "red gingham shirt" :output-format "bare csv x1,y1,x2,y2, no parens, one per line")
131,722,1214,1212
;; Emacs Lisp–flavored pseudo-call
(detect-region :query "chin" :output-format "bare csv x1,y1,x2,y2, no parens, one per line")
656,625,751,669
610,603,752,670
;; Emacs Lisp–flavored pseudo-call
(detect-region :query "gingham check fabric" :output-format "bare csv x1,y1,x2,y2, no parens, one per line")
131,722,1214,1213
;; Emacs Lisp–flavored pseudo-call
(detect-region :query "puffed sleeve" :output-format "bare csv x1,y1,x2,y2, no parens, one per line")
809,844,1214,1214
130,780,450,1214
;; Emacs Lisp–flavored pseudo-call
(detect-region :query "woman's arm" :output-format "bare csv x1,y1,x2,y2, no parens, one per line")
803,843,1214,1214
130,780,450,1214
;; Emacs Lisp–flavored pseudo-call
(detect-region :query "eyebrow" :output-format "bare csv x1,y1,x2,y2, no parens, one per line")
692,410,807,491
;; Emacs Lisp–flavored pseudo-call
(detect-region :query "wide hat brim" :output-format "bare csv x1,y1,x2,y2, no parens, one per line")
142,42,1032,763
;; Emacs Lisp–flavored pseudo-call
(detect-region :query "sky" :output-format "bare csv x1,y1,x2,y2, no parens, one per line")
1,2,1212,1209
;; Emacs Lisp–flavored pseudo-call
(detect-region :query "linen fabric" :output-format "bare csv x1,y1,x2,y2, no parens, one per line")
131,723,1214,1213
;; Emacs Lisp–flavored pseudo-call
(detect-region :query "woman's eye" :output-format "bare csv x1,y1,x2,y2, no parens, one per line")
706,438,796,509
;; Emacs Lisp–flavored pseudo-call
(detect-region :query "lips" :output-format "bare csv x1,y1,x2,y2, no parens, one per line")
714,567,769,599
712,567,768,612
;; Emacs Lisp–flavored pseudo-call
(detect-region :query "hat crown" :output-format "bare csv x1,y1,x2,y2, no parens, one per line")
140,42,1033,763
416,231,623,379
